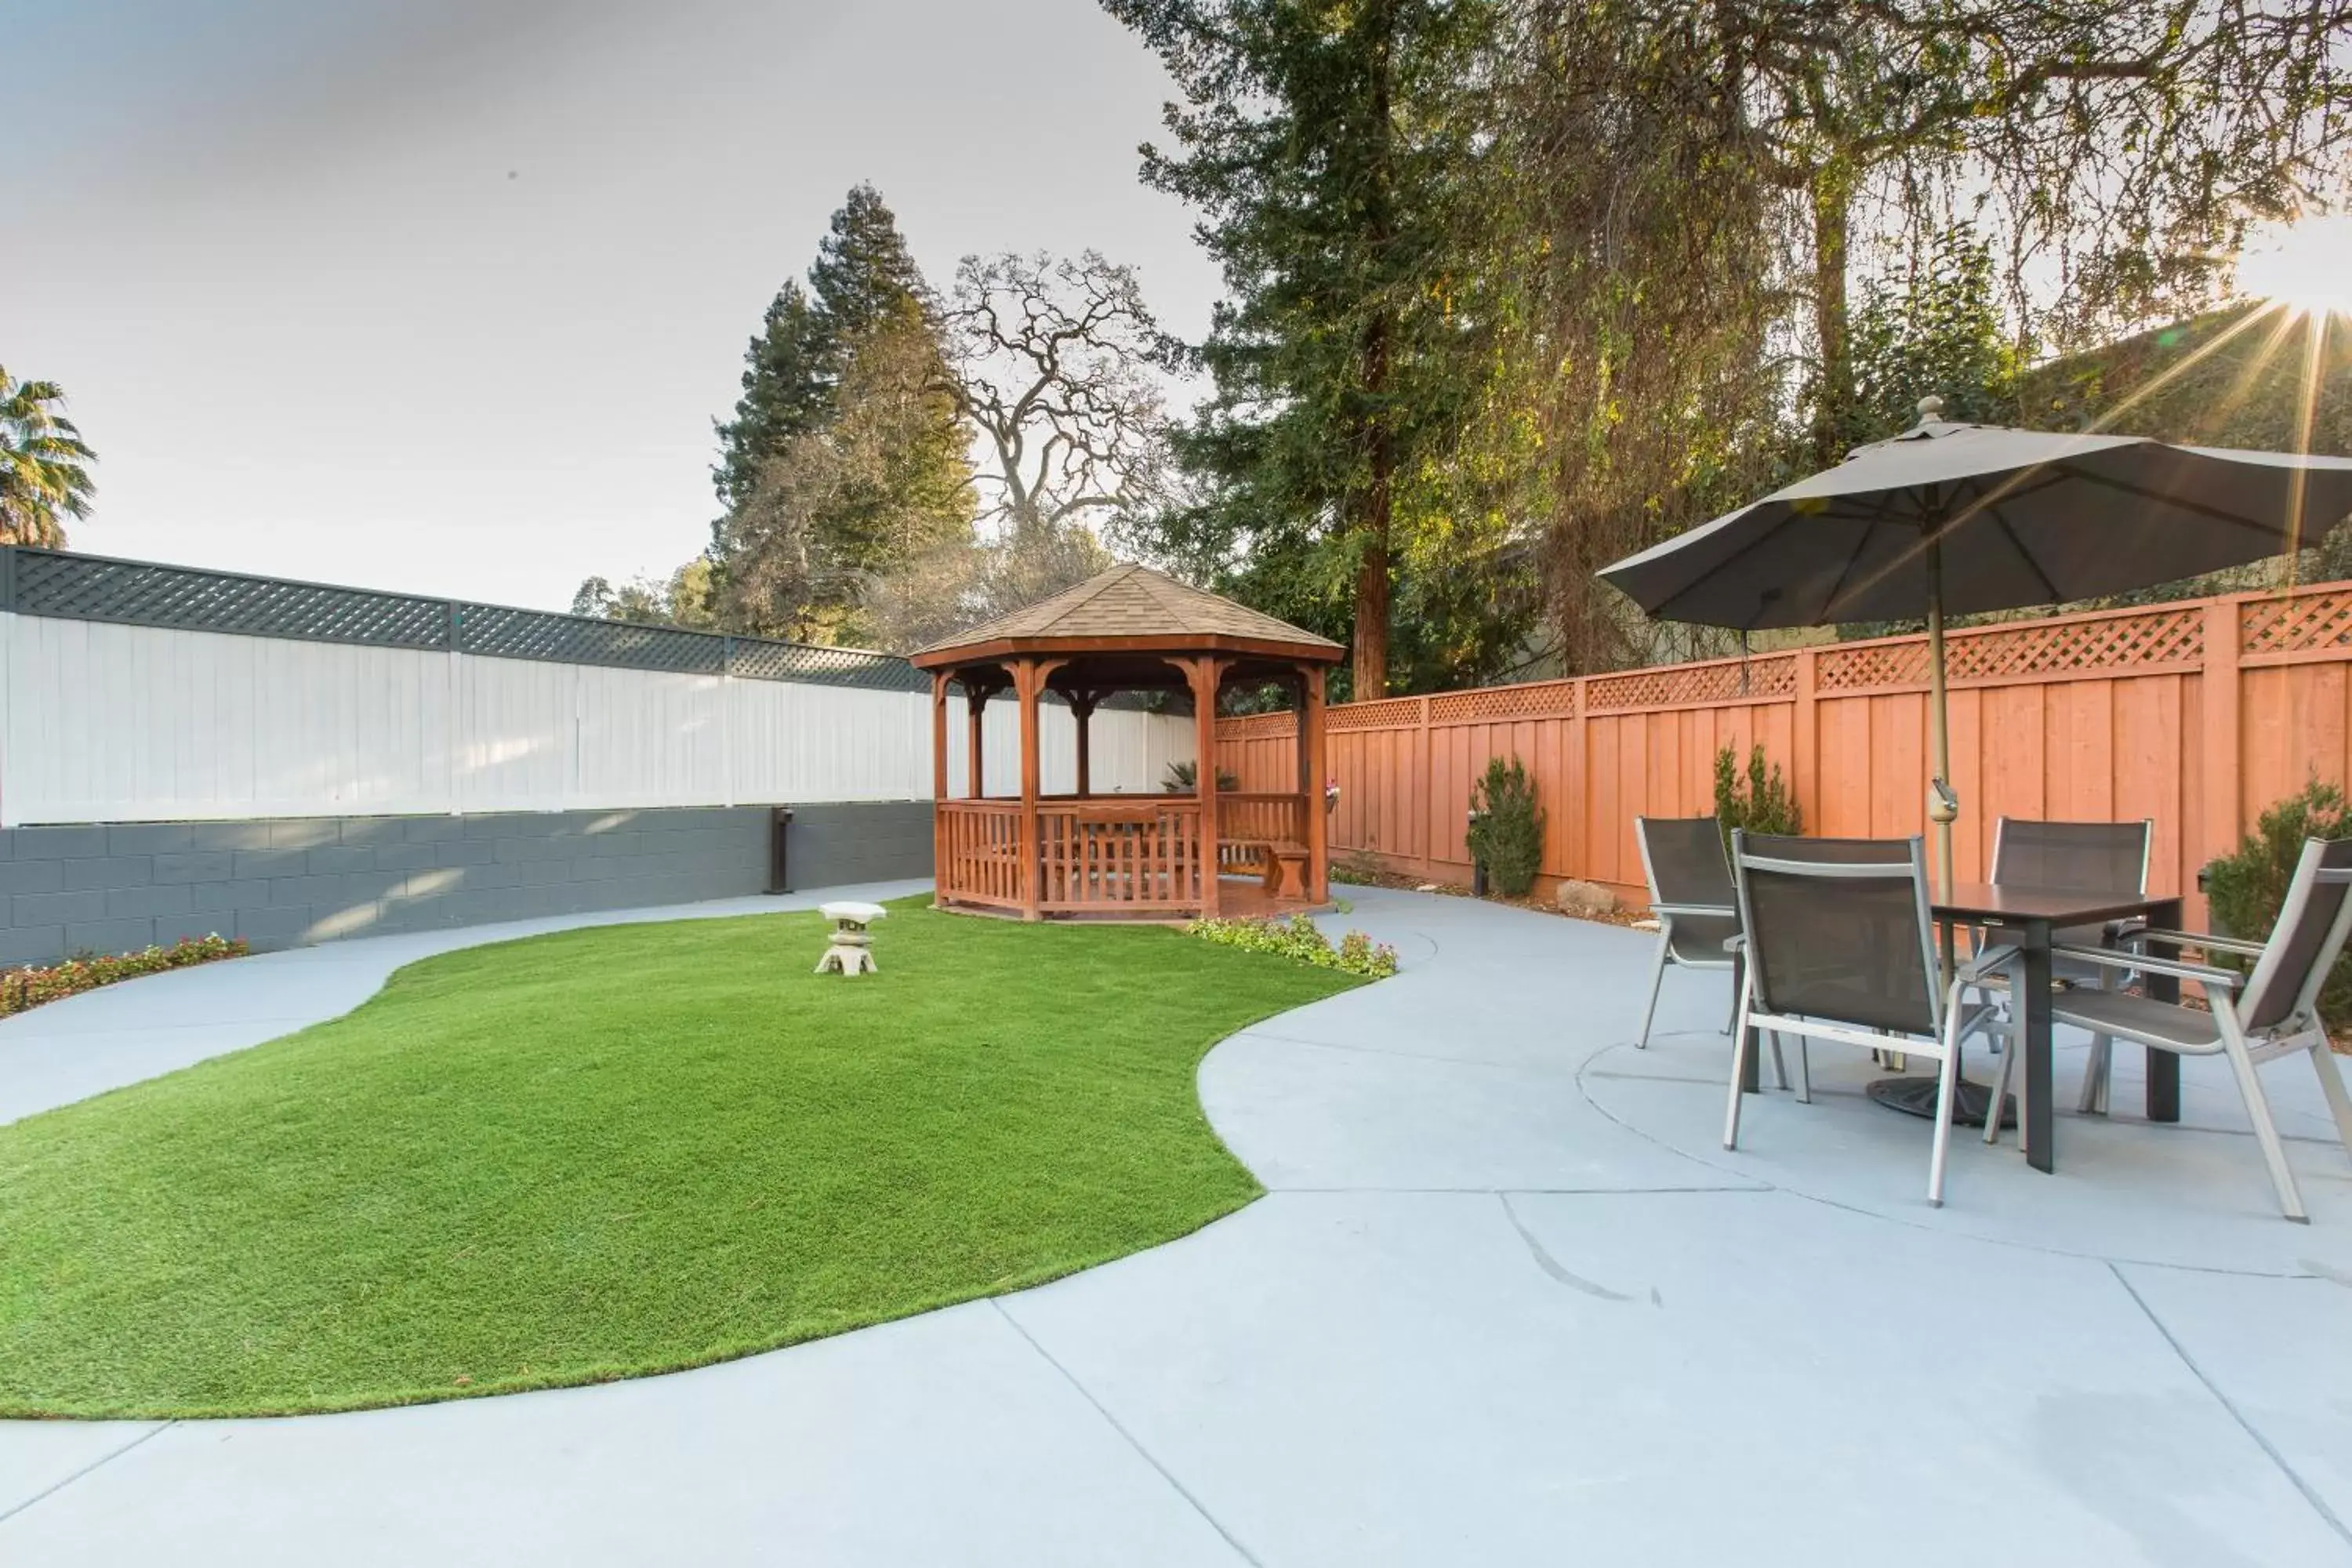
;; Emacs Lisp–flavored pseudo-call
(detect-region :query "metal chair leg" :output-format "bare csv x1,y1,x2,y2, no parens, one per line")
2310,1038,2352,1160
1768,1033,1789,1091
2078,964,2118,1115
1929,1008,1965,1207
1722,986,1756,1152
1637,933,1669,1051
1984,1029,2018,1146
1794,1038,1812,1104
2216,1007,2308,1223
2077,1036,2112,1115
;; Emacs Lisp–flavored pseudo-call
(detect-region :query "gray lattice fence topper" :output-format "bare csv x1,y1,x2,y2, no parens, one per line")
0,547,925,691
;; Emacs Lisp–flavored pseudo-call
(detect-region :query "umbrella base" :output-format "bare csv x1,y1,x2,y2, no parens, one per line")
1867,1075,2016,1131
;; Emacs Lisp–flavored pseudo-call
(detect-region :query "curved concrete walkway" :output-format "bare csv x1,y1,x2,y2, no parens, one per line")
4,884,2350,1566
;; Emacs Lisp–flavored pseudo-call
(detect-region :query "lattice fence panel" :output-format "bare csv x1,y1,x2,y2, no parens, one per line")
729,638,927,690
1427,681,1577,725
1327,696,1428,731
456,605,724,673
1218,710,1300,740
1585,655,1795,712
1819,608,2203,691
9,549,451,650
2241,590,2352,659
0,547,940,691
1815,642,1929,691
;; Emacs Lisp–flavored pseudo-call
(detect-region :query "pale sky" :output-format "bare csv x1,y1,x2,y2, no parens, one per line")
4,0,1218,608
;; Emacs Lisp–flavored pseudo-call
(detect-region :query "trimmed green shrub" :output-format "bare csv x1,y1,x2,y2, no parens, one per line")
2,934,249,1018
1186,913,1399,978
1466,755,1547,898
1714,744,1802,849
2203,779,2352,1017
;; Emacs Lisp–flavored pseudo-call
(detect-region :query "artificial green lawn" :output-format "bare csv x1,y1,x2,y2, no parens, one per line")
0,901,1361,1417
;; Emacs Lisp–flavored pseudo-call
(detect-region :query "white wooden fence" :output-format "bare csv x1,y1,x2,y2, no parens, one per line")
0,614,1194,826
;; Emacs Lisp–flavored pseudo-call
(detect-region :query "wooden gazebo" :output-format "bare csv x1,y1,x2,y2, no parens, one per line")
911,564,1343,921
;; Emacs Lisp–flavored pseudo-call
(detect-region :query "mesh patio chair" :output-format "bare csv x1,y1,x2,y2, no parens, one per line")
2009,837,2352,1222
1724,832,1973,1206
1959,817,2153,1122
1632,816,1744,1050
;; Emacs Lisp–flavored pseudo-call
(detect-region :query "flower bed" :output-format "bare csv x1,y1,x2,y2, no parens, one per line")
1185,913,1399,978
1,934,249,1019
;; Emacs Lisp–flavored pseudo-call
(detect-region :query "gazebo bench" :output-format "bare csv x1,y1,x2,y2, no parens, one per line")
1228,837,1312,900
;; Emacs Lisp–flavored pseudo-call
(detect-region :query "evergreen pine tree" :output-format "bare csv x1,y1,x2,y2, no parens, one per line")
712,281,829,515
1103,0,1506,699
704,184,975,644
808,183,937,344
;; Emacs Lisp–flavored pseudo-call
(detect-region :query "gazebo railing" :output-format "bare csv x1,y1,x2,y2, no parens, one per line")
938,799,1025,911
1039,800,1206,915
938,792,1320,914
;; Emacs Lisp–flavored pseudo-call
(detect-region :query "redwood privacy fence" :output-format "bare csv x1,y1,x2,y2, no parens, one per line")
1218,584,2352,916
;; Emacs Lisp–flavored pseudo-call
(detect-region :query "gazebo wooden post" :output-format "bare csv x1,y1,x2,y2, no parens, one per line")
1300,663,1329,902
1015,658,1044,920
964,683,989,799
1070,690,1098,799
931,672,949,901
1188,655,1225,917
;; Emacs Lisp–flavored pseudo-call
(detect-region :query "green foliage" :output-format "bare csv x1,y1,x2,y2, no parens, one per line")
1106,2,2349,676
1105,0,1531,699
1713,745,1802,848
2024,301,2352,460
1465,754,1546,898
712,185,946,518
590,186,974,642
2202,780,2352,1017
711,282,832,516
1186,913,1399,978
1842,226,2025,448
0,902,1356,1417
1490,5,1794,676
1163,759,1240,793
2,935,245,1019
0,365,97,549
570,558,717,629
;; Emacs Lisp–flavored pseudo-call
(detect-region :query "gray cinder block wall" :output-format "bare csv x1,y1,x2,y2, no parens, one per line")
0,800,935,968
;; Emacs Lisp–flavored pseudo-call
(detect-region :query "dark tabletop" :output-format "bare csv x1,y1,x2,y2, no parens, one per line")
1929,881,2175,927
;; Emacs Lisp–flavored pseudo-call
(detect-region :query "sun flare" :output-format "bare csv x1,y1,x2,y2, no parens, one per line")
2235,215,2352,318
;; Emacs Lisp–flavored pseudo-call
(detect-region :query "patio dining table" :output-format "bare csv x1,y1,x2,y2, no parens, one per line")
1911,883,2186,1174
1717,880,2189,1174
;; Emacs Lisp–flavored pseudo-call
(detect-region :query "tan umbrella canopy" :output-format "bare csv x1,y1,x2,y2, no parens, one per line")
1600,398,2352,891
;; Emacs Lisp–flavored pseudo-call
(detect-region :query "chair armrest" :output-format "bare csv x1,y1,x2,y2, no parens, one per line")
1653,902,1737,920
2051,943,2241,988
2123,927,2267,959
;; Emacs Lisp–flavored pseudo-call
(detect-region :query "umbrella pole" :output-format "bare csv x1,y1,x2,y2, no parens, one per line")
1926,543,1955,901
1926,532,1959,1004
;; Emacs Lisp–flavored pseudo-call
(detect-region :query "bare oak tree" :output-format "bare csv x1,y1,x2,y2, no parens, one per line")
939,249,1180,540
861,251,1185,648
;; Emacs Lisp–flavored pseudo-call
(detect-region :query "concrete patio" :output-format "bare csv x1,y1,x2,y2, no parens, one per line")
2,884,2348,1565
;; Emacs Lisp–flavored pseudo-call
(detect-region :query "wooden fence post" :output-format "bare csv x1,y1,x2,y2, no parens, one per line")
1410,697,1433,881
2200,597,2244,894
1566,677,1590,884
1792,647,1820,833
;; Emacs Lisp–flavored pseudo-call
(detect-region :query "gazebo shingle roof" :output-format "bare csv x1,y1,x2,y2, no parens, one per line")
910,563,1342,661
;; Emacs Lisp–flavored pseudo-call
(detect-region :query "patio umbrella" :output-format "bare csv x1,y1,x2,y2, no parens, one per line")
1599,397,2352,894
